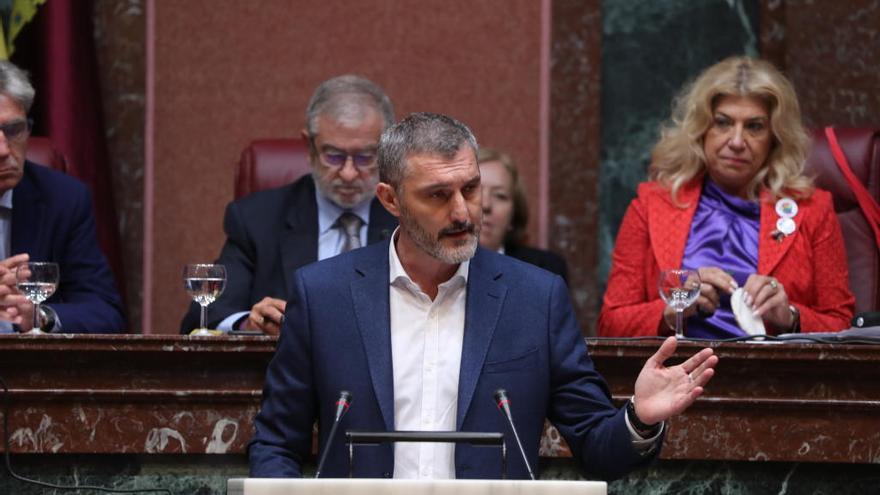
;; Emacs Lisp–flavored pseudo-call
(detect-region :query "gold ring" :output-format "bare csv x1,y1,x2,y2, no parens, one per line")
769,278,779,290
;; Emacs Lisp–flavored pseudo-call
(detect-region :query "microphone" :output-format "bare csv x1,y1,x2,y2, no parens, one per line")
314,390,352,478
494,389,535,480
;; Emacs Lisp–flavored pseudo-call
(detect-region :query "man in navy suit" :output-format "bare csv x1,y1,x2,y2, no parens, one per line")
249,113,718,480
0,61,124,333
180,75,398,334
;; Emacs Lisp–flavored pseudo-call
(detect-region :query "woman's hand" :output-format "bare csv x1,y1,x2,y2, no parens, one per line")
743,274,794,330
663,267,738,327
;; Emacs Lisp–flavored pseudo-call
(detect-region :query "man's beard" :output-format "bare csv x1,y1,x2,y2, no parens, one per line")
399,204,479,264
314,172,378,209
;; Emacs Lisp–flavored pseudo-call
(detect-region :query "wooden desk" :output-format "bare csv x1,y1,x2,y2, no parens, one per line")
0,334,275,454
587,338,880,464
1,335,877,464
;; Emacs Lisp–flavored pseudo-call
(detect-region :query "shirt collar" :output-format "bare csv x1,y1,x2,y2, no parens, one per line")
0,189,12,210
315,185,372,235
388,227,469,292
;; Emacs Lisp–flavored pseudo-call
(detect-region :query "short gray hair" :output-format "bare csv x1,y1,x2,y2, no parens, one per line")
378,112,478,188
305,75,394,136
0,60,35,112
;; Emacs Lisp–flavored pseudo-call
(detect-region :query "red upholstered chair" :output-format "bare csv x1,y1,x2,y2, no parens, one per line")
26,136,70,173
234,138,312,199
804,128,880,313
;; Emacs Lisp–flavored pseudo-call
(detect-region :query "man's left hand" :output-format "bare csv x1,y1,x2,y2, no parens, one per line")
632,336,718,425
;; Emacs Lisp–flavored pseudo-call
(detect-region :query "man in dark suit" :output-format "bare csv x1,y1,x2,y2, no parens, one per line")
180,75,398,334
0,61,124,333
249,113,718,480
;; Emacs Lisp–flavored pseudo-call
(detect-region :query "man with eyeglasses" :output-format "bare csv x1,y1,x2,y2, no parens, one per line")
0,60,124,333
180,75,398,335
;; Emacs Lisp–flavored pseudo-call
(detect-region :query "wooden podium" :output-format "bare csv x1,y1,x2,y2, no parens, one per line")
227,478,607,495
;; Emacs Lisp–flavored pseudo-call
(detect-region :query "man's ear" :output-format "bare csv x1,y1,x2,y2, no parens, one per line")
375,182,401,218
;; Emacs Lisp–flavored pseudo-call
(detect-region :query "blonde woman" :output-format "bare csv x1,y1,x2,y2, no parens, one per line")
599,57,854,338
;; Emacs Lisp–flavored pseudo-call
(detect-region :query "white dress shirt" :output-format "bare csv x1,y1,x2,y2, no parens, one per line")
388,233,468,479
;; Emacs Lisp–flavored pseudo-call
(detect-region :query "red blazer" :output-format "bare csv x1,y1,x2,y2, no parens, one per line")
598,179,855,337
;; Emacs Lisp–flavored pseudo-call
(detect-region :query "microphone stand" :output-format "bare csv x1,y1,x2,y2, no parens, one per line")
494,389,535,480
315,390,352,478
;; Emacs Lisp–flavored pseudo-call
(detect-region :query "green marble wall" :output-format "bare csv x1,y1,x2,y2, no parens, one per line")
0,454,248,495
598,0,760,296
543,458,880,494
3,456,879,494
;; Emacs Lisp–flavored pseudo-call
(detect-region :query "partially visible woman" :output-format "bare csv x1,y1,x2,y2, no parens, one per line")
598,56,854,338
478,148,568,282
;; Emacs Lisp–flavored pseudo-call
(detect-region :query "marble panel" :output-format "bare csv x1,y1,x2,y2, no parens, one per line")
759,0,880,129
93,0,146,333
549,0,603,335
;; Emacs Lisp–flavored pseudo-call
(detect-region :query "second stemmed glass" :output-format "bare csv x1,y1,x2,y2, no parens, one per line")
183,264,227,336
15,262,60,334
658,269,702,339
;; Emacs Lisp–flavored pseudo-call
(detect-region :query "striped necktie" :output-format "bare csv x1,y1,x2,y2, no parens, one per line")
337,212,363,252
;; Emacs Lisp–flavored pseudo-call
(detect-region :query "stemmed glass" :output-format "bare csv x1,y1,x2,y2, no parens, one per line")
183,264,227,336
15,262,60,334
658,269,701,339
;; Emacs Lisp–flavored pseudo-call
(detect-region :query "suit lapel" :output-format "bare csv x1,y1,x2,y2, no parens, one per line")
758,191,798,275
350,243,395,431
457,249,506,427
648,180,701,270
11,164,44,256
281,177,319,297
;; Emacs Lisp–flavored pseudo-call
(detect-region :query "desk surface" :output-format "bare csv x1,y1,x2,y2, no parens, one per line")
1,334,878,463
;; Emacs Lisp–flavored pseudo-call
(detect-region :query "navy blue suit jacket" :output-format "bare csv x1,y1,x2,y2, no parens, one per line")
248,242,657,480
180,175,397,332
11,162,124,332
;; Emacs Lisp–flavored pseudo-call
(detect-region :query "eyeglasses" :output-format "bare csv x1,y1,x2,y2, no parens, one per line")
309,137,377,169
0,118,31,143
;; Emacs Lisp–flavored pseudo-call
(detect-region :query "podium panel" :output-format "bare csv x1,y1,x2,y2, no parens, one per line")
227,478,607,495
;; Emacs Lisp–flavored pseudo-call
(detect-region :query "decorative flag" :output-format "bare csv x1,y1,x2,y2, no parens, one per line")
0,0,46,59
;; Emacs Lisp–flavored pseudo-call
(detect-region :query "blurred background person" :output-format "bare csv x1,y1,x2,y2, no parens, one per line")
478,147,568,282
179,75,398,335
0,60,125,333
599,56,854,338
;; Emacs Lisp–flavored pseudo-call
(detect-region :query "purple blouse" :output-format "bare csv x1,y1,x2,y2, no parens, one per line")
681,179,760,339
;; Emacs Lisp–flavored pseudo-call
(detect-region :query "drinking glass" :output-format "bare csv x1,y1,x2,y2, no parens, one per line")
183,264,227,336
658,269,701,338
15,262,60,334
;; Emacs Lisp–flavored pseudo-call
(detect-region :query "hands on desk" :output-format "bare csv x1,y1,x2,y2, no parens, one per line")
241,296,286,335
632,336,718,425
0,254,33,331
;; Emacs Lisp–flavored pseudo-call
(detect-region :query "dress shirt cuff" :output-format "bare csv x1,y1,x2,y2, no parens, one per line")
624,399,664,453
217,311,248,333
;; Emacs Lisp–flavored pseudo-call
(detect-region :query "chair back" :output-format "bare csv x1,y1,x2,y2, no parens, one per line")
235,138,312,199
26,136,70,173
805,127,880,313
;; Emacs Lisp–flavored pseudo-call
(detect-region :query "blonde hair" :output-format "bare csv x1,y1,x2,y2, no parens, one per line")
477,147,529,246
649,56,812,203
